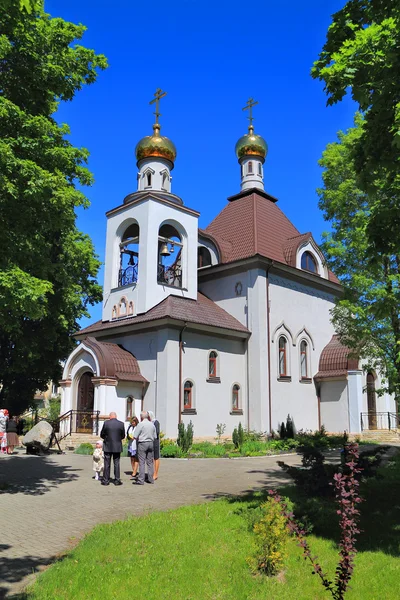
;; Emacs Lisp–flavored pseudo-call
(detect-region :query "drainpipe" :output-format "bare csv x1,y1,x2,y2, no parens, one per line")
266,263,273,434
178,322,188,425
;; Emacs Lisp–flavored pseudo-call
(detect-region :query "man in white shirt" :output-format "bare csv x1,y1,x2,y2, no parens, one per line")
134,411,156,485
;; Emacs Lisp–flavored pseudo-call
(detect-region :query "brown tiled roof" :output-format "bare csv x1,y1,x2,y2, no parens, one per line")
314,335,359,381
77,293,249,337
83,337,148,383
205,190,340,284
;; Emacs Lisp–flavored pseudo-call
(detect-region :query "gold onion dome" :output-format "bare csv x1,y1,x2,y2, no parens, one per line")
135,123,177,165
235,125,268,161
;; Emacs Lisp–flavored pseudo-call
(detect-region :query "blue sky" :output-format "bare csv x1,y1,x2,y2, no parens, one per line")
46,0,355,326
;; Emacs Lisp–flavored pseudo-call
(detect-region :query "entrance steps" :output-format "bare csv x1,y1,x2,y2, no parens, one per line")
57,433,99,451
359,430,400,444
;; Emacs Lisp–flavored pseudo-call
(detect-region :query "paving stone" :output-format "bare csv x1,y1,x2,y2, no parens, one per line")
0,449,300,598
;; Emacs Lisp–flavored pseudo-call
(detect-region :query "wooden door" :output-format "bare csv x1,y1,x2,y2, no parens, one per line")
367,373,377,430
77,372,94,432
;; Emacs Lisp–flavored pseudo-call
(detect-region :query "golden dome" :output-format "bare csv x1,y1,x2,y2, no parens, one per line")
235,126,268,161
135,123,177,165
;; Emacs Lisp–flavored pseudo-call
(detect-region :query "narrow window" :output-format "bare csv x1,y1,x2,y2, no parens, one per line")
209,351,218,377
184,381,193,409
300,340,308,378
248,161,253,174
146,172,152,187
126,396,133,420
301,251,317,273
232,384,240,410
258,163,262,175
162,172,168,189
279,337,287,377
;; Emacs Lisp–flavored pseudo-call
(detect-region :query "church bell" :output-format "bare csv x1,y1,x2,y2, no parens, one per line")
160,242,171,257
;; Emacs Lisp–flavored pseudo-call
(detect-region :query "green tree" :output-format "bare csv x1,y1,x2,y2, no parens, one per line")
0,3,107,413
312,0,400,251
318,114,400,404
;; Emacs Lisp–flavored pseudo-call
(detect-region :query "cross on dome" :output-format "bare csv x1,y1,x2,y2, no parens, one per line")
150,88,167,125
242,97,258,131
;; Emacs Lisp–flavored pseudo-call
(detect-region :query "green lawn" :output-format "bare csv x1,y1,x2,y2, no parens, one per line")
24,454,400,600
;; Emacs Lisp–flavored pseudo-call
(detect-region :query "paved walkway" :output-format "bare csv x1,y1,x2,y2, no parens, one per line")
0,449,300,598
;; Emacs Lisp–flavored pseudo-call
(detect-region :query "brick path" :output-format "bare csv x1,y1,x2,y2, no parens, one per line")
0,449,300,598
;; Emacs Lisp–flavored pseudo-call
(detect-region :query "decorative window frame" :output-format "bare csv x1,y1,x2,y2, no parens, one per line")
296,241,328,279
160,168,170,191
207,350,220,383
142,166,155,189
117,296,128,318
298,337,312,383
272,322,293,381
230,383,243,415
126,396,134,420
182,379,196,414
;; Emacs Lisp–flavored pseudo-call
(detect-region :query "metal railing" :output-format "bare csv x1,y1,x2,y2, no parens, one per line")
58,410,100,441
360,412,399,431
118,264,138,287
157,263,182,288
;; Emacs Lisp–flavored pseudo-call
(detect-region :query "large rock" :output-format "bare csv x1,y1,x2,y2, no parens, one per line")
23,421,53,454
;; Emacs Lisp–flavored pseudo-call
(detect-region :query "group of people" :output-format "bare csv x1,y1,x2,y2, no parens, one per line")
94,410,160,486
0,410,20,455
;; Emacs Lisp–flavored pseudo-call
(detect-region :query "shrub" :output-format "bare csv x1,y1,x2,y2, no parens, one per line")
241,440,266,455
160,436,174,450
232,426,239,449
177,421,194,453
238,422,244,447
74,443,94,455
161,444,182,458
248,497,289,576
215,423,226,443
286,414,294,438
279,421,286,439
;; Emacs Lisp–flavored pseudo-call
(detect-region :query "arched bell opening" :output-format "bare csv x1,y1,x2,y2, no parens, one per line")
157,223,183,288
119,222,140,287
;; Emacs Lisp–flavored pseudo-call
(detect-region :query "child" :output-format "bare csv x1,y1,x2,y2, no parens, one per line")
1,433,7,455
92,440,104,481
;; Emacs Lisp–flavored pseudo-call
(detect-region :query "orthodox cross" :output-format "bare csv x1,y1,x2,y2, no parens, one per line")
150,88,167,123
242,97,258,128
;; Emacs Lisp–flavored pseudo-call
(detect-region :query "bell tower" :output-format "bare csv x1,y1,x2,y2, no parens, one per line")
102,89,199,322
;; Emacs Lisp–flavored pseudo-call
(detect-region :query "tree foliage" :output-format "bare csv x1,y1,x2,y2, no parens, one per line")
312,0,400,251
318,115,400,400
0,2,107,413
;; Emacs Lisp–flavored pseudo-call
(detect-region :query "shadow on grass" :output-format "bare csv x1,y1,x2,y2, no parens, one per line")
204,452,400,558
0,455,81,496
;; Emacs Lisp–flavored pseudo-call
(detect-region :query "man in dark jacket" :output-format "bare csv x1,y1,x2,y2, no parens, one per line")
100,412,125,486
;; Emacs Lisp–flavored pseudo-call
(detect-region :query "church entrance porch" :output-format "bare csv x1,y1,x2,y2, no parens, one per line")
76,372,95,433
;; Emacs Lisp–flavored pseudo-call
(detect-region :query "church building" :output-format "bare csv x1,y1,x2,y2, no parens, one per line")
60,92,396,439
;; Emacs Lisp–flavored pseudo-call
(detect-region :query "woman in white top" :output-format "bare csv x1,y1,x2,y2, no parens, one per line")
126,416,139,479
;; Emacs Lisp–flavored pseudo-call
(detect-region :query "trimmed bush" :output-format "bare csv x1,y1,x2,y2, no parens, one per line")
74,443,94,455
161,444,182,458
248,497,289,576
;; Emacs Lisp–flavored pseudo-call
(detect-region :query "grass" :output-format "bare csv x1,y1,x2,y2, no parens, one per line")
25,452,400,600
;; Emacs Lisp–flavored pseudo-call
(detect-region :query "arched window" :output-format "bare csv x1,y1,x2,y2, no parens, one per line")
128,301,134,315
118,297,127,317
126,396,134,420
208,351,218,378
248,161,253,174
184,381,193,409
232,384,240,411
119,222,139,287
112,305,117,319
301,251,317,273
278,337,287,377
146,172,152,187
198,246,212,268
300,340,308,379
161,171,168,190
158,223,183,288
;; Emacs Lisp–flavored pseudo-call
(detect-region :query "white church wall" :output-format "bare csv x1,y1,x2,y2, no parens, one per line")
180,330,247,437
154,327,180,438
199,270,248,327
269,274,336,432
320,379,349,433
